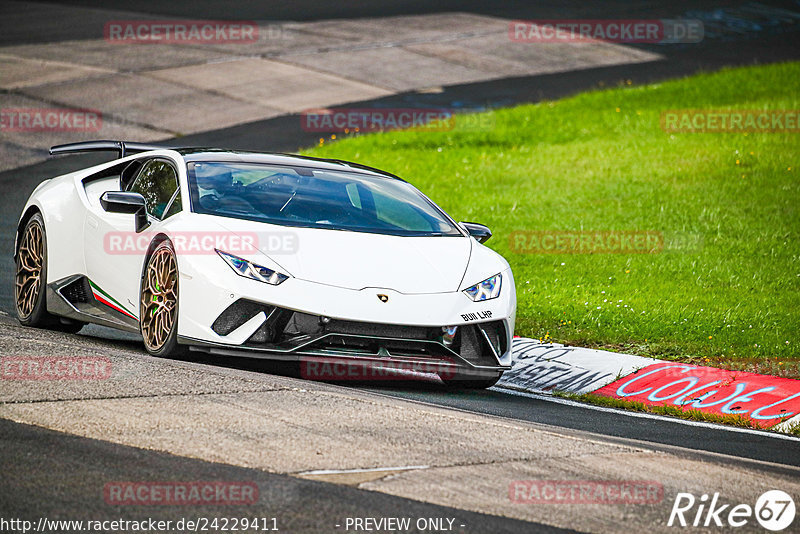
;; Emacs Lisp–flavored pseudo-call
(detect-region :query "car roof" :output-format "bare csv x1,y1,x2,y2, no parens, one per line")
48,141,404,182
177,148,405,182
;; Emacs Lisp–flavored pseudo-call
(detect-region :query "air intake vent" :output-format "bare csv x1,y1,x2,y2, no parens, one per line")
459,321,507,365
61,277,91,304
477,321,506,356
212,299,274,336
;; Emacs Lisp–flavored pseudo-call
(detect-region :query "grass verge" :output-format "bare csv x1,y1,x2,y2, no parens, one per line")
302,62,800,368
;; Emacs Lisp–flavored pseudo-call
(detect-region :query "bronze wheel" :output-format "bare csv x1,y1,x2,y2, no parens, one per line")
14,213,84,333
15,218,44,320
140,243,178,353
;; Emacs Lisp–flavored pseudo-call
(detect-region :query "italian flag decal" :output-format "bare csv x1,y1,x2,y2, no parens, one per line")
89,280,138,321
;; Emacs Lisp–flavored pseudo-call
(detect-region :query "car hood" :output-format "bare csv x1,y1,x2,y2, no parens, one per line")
214,218,473,294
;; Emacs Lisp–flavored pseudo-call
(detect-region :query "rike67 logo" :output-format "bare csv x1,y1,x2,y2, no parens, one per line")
668,490,795,531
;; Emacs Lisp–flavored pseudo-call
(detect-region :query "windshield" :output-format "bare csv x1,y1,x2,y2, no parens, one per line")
187,162,463,237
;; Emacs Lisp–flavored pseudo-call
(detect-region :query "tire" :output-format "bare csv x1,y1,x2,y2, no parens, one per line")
441,372,503,389
139,240,183,357
15,213,84,334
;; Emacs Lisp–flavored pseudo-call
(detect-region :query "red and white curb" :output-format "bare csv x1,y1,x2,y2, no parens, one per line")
504,338,800,432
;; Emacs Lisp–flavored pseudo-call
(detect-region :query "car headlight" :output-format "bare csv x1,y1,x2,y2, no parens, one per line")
463,273,502,301
216,249,289,286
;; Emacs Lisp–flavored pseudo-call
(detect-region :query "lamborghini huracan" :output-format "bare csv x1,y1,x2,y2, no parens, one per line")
14,140,516,388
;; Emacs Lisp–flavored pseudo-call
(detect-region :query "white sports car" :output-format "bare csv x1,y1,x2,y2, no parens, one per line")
14,141,516,388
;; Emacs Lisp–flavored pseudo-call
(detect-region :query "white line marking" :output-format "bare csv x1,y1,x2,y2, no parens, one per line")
494,386,800,442
299,465,429,476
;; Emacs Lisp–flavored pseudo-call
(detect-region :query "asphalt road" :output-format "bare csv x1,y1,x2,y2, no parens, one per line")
9,324,800,469
3,23,800,308
10,0,800,43
0,417,564,534
364,384,800,467
2,320,799,533
127,345,800,469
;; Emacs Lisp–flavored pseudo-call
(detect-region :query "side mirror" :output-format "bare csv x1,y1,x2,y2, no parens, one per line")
100,191,150,233
460,222,492,243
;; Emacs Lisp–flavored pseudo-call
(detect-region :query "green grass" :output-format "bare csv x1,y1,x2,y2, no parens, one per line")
302,62,800,368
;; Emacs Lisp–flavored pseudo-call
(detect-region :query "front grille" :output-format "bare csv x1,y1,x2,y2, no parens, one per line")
326,318,439,340
211,303,506,367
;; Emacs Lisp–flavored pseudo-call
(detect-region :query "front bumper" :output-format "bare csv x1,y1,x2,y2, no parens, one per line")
176,255,516,378
180,301,511,378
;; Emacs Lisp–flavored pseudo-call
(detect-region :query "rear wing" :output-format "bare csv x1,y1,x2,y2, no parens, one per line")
50,140,170,160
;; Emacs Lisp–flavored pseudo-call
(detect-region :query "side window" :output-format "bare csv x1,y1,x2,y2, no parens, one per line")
129,160,179,220
120,159,144,191
162,190,182,219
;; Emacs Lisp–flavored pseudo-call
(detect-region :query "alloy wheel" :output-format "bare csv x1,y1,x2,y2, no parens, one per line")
141,245,178,351
15,220,44,319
